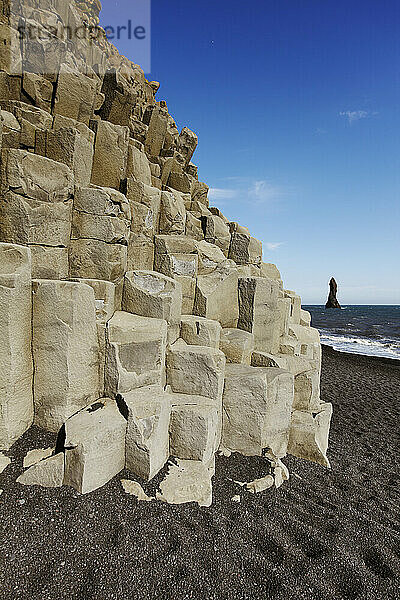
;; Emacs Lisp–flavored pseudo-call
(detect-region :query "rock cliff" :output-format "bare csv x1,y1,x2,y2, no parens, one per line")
0,0,332,502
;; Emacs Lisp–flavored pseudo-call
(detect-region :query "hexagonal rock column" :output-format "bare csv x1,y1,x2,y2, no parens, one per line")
122,270,182,344
238,276,281,354
167,341,226,402
287,403,333,468
194,261,239,328
105,311,167,395
63,398,127,495
222,364,294,458
169,394,220,464
0,243,34,450
32,280,100,432
124,385,171,481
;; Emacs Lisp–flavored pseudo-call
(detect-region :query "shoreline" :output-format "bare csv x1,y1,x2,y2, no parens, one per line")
321,343,400,367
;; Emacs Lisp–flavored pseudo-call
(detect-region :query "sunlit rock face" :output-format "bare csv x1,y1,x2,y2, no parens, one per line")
0,0,331,501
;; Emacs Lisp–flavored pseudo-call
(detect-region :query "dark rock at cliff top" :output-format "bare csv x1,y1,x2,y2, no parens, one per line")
326,277,341,309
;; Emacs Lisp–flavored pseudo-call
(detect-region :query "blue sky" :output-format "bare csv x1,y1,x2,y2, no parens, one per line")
100,0,400,304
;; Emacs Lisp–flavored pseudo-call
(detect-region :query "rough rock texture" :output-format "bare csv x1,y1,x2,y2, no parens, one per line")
326,277,342,309
0,0,331,501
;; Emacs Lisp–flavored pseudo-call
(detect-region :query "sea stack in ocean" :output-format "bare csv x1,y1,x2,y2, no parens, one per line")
326,278,342,309
0,0,333,503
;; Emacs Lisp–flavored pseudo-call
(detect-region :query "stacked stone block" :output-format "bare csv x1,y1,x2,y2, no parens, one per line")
0,0,332,499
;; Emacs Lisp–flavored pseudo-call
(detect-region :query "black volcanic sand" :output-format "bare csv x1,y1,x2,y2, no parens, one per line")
1,346,399,600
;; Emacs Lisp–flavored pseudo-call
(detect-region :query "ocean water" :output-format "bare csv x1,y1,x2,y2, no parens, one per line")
303,305,400,360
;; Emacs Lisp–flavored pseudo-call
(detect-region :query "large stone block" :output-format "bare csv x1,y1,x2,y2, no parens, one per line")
105,311,167,395
201,214,231,256
64,398,127,495
71,211,130,245
156,459,213,507
177,127,198,167
54,68,100,126
0,243,33,450
159,189,186,235
167,341,226,402
124,385,171,480
90,120,129,189
0,187,72,246
154,238,198,314
180,315,221,348
238,276,281,354
219,328,254,365
122,270,182,343
73,186,131,221
222,364,294,457
229,232,262,266
169,394,219,464
126,142,152,185
39,125,95,187
287,403,333,468
29,246,69,280
68,239,127,284
195,240,227,275
194,261,239,328
145,105,168,156
32,280,100,432
1,101,52,150
127,233,154,271
1,149,73,202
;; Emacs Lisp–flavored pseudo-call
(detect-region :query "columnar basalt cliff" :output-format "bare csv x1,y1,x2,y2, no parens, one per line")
0,1,332,503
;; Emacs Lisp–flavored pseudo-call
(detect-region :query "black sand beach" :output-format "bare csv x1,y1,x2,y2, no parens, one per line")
1,346,399,600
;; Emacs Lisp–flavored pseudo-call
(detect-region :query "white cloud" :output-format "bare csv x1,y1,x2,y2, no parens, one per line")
248,180,284,204
339,110,377,124
265,242,284,251
208,188,238,201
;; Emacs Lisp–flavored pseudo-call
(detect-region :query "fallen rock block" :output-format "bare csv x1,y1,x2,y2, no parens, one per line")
23,447,54,469
246,475,274,493
287,403,333,468
105,311,167,395
64,398,127,495
121,479,154,501
222,364,294,457
124,385,171,481
156,459,213,507
219,328,254,364
180,315,221,348
17,453,64,488
170,394,220,463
